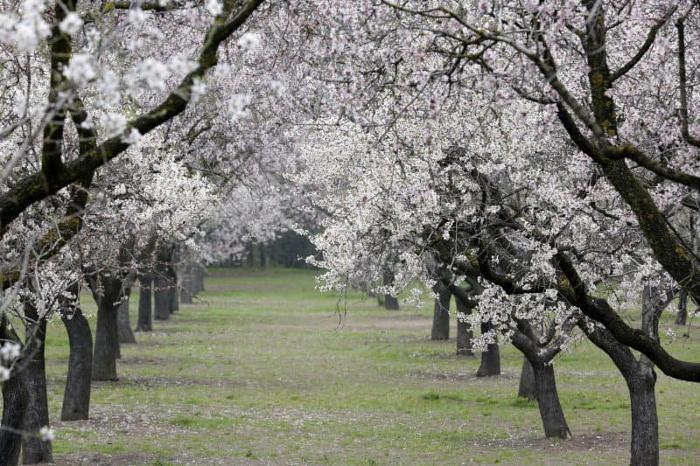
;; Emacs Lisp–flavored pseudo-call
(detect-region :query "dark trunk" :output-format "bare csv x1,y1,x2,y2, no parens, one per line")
476,322,500,377
676,288,688,326
154,273,171,320
452,285,474,356
91,277,122,381
382,270,399,310
0,320,26,466
582,304,660,466
21,303,53,464
431,283,451,340
532,362,570,438
168,266,179,314
456,317,473,356
384,294,399,310
118,288,136,344
136,273,153,331
518,355,536,400
627,368,659,466
0,372,26,466
60,291,93,421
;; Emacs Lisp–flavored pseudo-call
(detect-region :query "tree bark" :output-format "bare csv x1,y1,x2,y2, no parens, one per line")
532,362,570,438
154,273,171,321
383,270,399,310
91,276,122,381
476,322,500,377
676,288,688,326
168,265,179,314
431,283,451,340
0,319,26,466
118,288,136,344
0,373,26,466
452,284,474,356
518,355,536,400
136,273,153,331
627,368,659,466
21,303,53,464
60,292,93,421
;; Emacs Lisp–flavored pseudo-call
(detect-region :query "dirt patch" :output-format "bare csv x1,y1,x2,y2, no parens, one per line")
54,452,155,465
471,430,628,452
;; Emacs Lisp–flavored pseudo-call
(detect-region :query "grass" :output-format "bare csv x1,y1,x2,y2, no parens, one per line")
36,267,700,465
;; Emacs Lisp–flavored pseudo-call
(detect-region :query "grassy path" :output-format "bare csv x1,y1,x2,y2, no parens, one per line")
41,268,700,465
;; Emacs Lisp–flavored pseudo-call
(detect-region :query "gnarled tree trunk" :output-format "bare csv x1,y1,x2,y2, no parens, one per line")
136,273,153,331
60,286,93,421
531,362,570,438
117,287,136,344
676,288,688,326
476,322,500,377
91,276,123,381
0,319,26,466
154,272,172,321
518,355,536,400
21,301,53,464
628,367,658,466
383,269,399,310
431,283,450,340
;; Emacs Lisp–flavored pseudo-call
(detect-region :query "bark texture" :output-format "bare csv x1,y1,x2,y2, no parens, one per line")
118,288,136,344
0,319,26,466
136,273,153,331
60,292,93,421
383,270,399,311
90,276,123,381
476,322,500,377
431,283,451,340
21,303,53,464
518,355,536,400
531,362,570,438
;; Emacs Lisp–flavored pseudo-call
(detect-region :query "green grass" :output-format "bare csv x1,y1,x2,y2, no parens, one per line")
37,267,700,465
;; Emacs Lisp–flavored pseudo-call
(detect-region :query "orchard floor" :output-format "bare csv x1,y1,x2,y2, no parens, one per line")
43,268,700,465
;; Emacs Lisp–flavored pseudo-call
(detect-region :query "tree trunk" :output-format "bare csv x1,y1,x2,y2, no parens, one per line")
532,362,570,438
452,285,474,356
154,273,171,320
456,317,473,356
21,307,53,464
582,321,660,466
61,298,93,421
518,355,536,400
431,283,451,340
382,270,399,310
180,265,193,304
476,322,500,377
118,288,136,344
676,289,688,326
627,369,659,466
0,372,26,466
91,277,122,381
168,266,179,314
136,273,153,331
0,320,26,466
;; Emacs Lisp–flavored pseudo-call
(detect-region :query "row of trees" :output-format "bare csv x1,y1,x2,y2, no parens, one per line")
2,1,700,465
286,2,700,465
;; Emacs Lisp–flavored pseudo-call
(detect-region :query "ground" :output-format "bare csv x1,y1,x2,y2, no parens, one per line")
40,268,700,465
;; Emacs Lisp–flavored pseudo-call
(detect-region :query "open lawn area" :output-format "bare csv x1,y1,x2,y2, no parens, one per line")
42,268,700,465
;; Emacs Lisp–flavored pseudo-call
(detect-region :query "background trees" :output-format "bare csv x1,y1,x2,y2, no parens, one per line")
2,1,700,465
